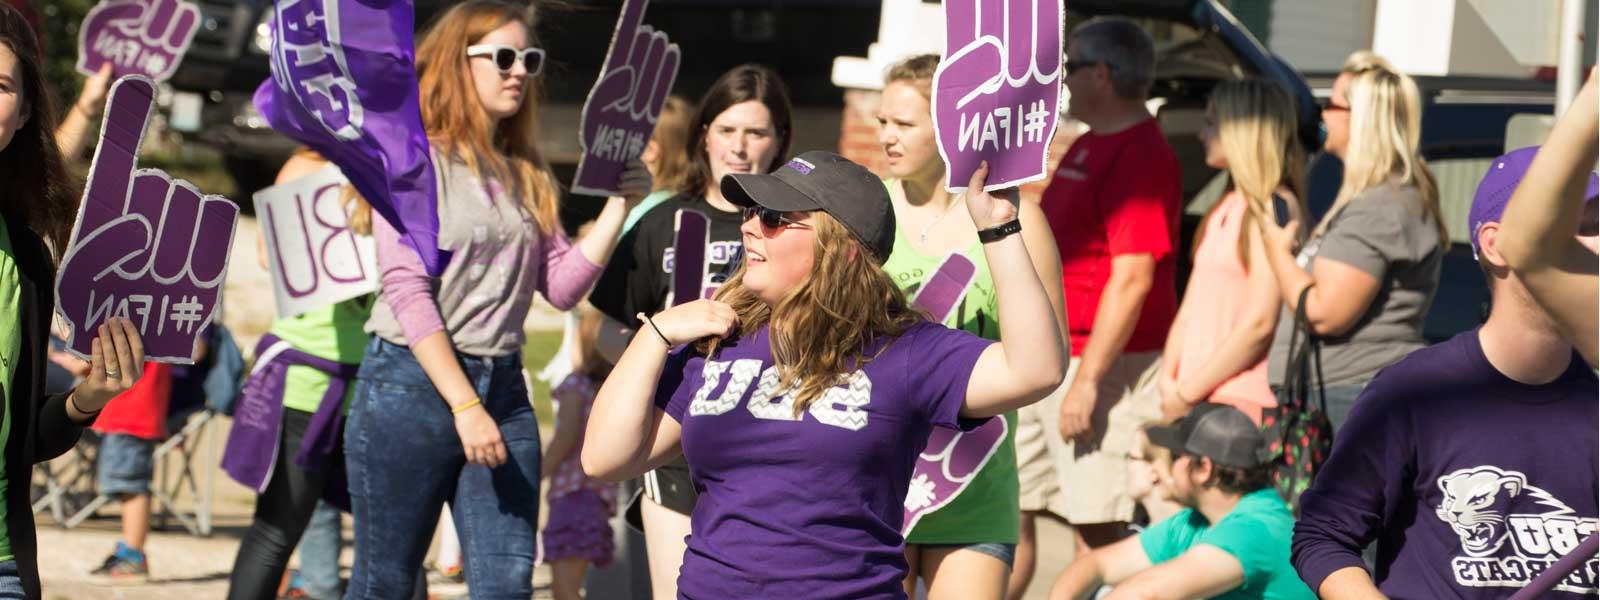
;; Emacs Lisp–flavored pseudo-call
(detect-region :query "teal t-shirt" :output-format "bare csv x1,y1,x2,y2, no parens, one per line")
1139,489,1314,599
267,297,373,414
0,216,20,561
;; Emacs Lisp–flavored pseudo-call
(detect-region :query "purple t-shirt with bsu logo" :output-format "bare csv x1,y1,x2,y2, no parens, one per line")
653,321,992,599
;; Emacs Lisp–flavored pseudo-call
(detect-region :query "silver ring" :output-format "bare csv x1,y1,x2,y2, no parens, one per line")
105,370,119,378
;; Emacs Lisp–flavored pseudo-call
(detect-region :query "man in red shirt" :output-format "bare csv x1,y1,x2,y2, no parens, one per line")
1014,16,1181,583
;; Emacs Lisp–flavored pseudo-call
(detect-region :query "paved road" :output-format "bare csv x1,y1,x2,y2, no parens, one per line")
32,417,1078,599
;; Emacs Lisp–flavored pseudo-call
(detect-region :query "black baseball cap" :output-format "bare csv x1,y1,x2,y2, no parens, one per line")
1146,404,1270,469
721,151,896,262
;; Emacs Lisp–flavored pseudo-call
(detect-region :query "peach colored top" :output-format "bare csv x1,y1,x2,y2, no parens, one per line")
1179,191,1276,424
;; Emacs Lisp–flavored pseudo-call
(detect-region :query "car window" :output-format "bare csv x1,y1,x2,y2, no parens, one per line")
1429,157,1495,246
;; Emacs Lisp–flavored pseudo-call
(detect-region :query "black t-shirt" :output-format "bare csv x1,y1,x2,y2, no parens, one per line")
590,194,745,324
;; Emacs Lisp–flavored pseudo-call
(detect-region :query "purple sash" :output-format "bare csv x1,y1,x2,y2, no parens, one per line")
221,333,359,510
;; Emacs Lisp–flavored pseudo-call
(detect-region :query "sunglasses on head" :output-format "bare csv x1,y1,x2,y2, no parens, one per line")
1320,97,1350,113
466,44,545,75
743,206,811,231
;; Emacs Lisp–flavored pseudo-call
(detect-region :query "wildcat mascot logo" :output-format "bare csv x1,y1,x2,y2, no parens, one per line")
1435,466,1597,593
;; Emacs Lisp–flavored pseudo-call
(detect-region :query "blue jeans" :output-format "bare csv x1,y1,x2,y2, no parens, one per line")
0,561,22,599
298,500,343,599
344,338,540,600
96,433,155,496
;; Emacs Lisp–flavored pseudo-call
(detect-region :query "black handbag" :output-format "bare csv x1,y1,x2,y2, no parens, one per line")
1260,285,1334,516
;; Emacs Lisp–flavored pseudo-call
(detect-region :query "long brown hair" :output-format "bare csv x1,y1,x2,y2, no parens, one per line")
648,96,694,194
0,4,73,255
679,65,794,197
352,0,561,235
701,213,923,415
1192,79,1307,268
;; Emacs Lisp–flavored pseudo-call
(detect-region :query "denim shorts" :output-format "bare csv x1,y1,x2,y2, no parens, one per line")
922,542,1017,567
0,560,23,599
96,432,156,496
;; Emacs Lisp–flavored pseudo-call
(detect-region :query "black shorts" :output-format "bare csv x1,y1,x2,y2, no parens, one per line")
623,457,697,531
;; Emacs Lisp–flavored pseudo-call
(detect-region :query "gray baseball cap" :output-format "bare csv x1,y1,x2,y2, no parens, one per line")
721,151,897,262
1146,404,1270,469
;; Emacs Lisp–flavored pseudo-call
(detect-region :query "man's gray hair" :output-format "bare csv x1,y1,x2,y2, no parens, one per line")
1068,17,1156,100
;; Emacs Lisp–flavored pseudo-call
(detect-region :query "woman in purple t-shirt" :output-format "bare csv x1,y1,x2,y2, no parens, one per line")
584,152,1066,598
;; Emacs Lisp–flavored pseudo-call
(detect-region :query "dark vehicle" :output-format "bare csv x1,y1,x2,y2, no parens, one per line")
1070,0,1553,344
167,0,880,195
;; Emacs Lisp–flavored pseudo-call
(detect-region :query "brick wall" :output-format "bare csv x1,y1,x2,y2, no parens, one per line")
838,88,887,176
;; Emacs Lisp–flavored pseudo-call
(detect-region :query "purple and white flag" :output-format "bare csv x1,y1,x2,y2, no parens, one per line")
253,0,448,276
76,0,201,82
571,0,681,197
55,76,239,364
903,253,1010,535
932,0,1064,192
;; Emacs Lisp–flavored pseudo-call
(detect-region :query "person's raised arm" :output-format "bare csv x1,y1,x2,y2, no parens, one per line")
54,64,112,160
583,300,736,481
1499,71,1600,366
960,163,1067,419
1049,535,1152,600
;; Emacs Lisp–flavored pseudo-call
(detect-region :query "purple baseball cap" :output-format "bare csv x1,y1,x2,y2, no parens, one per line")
1469,146,1600,259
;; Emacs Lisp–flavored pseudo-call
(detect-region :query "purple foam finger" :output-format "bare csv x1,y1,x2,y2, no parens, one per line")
163,1,201,51
671,209,710,307
80,76,156,233
651,45,681,117
911,253,978,324
904,417,1010,535
188,195,239,287
630,29,668,118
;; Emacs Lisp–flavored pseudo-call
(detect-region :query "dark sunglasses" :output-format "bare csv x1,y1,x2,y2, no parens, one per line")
743,206,811,231
1065,59,1106,74
1320,97,1350,113
466,44,545,76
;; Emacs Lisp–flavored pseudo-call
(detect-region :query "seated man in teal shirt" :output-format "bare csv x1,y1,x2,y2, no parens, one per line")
1049,404,1314,600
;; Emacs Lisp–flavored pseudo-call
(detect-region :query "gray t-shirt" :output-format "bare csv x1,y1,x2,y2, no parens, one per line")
1268,183,1443,388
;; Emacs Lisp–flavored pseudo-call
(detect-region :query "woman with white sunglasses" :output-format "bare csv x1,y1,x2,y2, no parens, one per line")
340,2,648,597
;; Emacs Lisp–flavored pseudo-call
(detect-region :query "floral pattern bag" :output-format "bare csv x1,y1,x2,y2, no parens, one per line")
1261,285,1333,515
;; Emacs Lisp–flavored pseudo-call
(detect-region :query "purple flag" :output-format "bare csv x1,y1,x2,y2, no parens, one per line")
902,252,1008,535
932,0,1063,192
76,0,201,82
572,0,681,197
253,0,448,276
55,76,240,364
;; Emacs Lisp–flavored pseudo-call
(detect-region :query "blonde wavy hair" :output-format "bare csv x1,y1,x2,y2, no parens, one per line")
1194,79,1308,268
1316,51,1446,242
350,0,561,235
700,213,924,415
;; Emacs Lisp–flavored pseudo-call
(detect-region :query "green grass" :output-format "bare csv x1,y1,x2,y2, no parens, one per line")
522,329,566,424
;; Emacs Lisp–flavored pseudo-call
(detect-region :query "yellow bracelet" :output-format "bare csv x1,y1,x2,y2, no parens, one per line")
451,398,482,415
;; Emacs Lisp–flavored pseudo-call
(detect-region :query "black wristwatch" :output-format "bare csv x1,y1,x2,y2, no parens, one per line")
977,219,1022,244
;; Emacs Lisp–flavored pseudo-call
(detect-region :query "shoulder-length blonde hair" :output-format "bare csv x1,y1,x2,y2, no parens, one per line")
700,213,923,415
353,0,561,235
1194,79,1307,268
1317,51,1445,242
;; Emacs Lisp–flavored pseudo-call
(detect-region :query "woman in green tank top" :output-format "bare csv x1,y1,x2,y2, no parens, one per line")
876,55,1070,600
